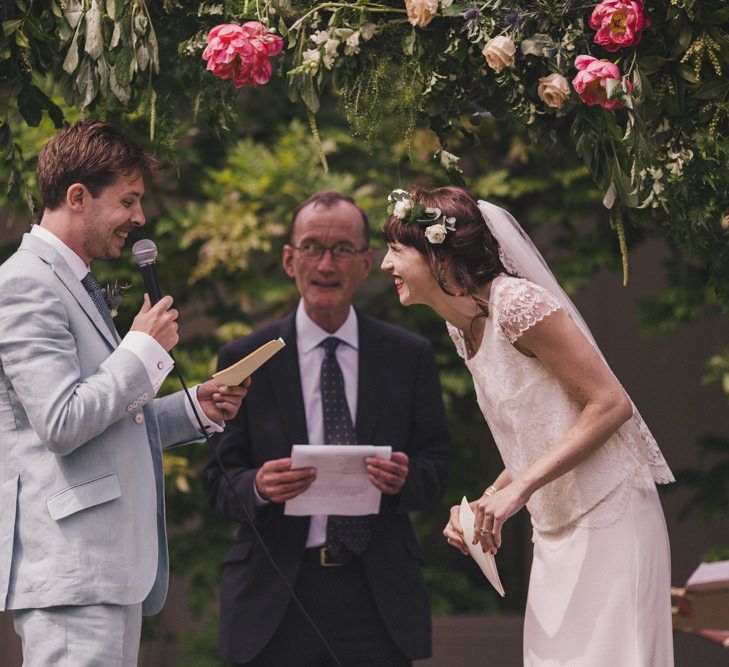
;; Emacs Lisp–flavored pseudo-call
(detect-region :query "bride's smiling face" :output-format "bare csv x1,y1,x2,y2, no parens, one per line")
381,242,439,306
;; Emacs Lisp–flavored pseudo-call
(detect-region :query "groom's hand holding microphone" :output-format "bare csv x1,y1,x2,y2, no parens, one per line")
130,239,248,422
130,294,179,351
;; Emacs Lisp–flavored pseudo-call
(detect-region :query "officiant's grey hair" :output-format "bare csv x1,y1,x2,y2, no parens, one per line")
290,192,370,245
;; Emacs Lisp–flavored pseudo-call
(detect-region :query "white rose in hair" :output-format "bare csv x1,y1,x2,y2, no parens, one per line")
425,223,447,244
393,199,412,219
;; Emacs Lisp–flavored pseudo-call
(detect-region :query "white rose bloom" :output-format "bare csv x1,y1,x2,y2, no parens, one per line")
405,0,439,28
482,35,516,72
393,199,413,219
537,73,570,109
440,0,453,7
424,224,447,244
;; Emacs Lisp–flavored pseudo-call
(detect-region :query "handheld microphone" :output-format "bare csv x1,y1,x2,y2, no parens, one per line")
130,242,343,666
132,239,163,304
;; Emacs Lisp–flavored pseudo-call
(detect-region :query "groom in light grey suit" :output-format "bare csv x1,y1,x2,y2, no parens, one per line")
0,120,247,666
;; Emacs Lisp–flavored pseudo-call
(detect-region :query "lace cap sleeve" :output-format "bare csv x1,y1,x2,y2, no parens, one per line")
446,322,467,359
496,278,563,343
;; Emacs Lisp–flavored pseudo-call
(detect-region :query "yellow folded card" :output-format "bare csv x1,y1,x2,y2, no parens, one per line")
213,338,286,386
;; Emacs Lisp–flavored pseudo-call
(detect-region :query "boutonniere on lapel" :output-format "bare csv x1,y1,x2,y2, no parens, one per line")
102,281,131,318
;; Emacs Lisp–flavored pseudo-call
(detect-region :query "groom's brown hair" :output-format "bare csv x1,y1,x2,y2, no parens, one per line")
37,119,160,211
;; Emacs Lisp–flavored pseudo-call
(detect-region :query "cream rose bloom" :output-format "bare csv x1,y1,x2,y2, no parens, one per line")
482,36,516,72
424,223,447,244
393,199,413,219
537,73,570,109
405,0,439,28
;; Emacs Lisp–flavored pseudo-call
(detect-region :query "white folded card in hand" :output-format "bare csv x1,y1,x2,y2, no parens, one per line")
213,338,285,385
459,496,506,597
284,444,391,517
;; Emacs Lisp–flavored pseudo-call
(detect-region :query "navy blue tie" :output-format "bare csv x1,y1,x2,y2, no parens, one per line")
81,272,116,336
320,337,370,556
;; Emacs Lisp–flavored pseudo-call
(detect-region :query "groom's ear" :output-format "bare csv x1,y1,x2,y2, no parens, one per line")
66,183,87,212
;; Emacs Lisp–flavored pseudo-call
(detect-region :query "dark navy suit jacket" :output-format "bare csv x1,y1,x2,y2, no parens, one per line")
204,310,451,663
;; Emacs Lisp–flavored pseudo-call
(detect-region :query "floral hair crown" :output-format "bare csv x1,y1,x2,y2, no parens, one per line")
387,189,456,245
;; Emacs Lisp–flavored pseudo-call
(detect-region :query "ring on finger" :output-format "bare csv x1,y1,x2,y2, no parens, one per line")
479,528,492,535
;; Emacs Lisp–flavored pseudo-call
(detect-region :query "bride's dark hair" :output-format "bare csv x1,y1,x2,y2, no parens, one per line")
382,185,506,318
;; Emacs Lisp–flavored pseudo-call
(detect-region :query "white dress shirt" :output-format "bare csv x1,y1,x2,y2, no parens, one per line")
30,225,221,433
253,300,359,547
297,300,359,547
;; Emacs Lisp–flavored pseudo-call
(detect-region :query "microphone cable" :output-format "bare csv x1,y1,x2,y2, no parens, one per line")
168,351,345,667
131,238,343,665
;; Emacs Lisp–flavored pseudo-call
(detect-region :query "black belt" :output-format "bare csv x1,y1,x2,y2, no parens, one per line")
303,546,356,567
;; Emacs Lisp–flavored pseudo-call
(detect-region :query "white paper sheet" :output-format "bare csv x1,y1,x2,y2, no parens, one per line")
459,496,506,597
284,444,392,516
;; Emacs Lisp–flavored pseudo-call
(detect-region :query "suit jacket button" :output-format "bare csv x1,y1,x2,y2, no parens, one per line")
142,392,149,401
127,404,134,412
134,413,145,424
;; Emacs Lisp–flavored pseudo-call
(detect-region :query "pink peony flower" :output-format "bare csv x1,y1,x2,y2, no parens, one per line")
202,22,284,88
589,0,648,52
572,55,631,110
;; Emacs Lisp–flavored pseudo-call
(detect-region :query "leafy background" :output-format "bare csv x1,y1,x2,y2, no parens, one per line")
1,1,728,661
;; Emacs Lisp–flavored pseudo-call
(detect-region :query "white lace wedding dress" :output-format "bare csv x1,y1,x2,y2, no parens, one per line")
448,274,674,666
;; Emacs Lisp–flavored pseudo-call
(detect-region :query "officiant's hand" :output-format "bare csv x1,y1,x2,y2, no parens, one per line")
365,451,408,495
255,457,316,503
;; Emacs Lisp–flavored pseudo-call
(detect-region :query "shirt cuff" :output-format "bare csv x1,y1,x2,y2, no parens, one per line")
119,331,173,393
184,384,224,434
253,479,270,507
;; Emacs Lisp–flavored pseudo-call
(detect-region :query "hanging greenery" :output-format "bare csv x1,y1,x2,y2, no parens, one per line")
2,0,729,297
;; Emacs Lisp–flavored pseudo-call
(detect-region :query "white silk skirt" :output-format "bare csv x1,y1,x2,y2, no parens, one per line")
523,483,674,666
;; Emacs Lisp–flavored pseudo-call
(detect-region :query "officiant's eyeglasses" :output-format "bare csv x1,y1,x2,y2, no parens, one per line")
291,241,369,262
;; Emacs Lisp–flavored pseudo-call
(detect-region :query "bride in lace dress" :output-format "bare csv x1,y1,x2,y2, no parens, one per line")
381,185,674,666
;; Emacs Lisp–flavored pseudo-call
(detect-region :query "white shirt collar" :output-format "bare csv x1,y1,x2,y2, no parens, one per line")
30,224,89,281
295,299,359,355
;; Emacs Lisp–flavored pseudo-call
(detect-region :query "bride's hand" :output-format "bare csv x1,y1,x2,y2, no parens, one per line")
473,483,528,554
443,505,469,556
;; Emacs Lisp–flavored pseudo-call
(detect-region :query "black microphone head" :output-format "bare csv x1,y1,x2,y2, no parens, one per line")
132,239,157,267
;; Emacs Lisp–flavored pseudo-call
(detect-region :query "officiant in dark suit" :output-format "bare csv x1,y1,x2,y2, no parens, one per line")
204,191,451,666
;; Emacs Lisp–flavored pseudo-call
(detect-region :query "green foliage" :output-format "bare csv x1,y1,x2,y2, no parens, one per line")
266,0,729,298
2,0,727,656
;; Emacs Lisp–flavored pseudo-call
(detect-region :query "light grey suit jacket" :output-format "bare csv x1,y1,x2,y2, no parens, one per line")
0,233,200,615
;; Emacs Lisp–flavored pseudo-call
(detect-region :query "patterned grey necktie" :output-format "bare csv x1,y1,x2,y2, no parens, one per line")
320,337,370,556
81,272,116,336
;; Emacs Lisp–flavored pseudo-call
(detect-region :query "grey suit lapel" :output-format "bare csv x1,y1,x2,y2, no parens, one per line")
267,314,309,446
19,234,119,349
355,313,382,445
